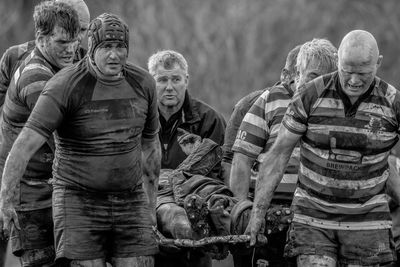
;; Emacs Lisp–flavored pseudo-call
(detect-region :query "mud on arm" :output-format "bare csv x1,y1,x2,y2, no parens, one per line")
0,127,46,237
142,137,161,225
247,126,301,245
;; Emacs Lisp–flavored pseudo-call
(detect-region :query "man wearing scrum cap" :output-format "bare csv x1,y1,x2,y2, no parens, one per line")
0,1,80,266
0,13,160,267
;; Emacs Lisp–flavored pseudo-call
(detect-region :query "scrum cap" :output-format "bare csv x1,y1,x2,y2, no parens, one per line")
88,13,129,58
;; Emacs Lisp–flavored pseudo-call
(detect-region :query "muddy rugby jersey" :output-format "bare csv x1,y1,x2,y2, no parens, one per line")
232,83,298,195
0,41,85,108
283,72,400,230
26,58,159,192
0,48,57,209
223,88,265,164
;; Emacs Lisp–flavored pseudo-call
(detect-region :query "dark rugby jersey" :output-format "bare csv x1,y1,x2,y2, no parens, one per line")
26,58,159,192
0,48,57,210
283,72,400,230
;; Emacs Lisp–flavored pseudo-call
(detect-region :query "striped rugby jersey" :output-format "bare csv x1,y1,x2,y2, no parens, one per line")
223,89,265,164
0,41,36,105
232,83,298,195
283,71,400,230
0,41,85,109
0,48,57,210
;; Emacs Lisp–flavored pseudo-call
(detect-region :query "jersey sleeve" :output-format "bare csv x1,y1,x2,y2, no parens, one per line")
232,90,270,159
392,89,400,135
18,68,53,111
282,86,309,135
25,72,69,139
0,49,13,107
223,102,247,163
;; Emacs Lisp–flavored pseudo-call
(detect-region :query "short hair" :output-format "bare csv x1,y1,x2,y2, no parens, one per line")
296,38,338,74
56,0,90,25
148,50,188,76
33,0,80,39
281,44,302,84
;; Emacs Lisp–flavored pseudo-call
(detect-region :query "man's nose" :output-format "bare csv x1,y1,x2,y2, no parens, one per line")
109,48,118,59
349,74,361,84
166,80,173,90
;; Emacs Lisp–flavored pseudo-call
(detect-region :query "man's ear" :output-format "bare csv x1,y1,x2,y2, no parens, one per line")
377,55,383,68
185,73,189,86
36,31,46,48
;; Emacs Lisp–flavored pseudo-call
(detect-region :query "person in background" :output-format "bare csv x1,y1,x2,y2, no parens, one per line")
148,50,226,267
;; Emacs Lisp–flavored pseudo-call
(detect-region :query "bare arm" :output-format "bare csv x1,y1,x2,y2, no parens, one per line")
229,152,256,200
387,155,400,204
141,137,161,225
0,127,46,237
247,126,301,245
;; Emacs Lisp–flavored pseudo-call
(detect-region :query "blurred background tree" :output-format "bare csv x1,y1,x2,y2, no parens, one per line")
1,0,400,119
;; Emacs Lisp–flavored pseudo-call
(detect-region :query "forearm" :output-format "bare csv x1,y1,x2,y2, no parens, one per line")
251,149,292,220
1,150,30,207
0,128,43,206
142,138,161,212
230,152,255,200
387,157,400,204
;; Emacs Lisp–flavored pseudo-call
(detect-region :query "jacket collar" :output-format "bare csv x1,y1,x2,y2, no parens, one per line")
180,90,201,124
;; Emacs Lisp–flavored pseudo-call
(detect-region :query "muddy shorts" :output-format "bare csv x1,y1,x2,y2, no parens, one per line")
285,221,396,265
52,184,158,261
10,207,55,267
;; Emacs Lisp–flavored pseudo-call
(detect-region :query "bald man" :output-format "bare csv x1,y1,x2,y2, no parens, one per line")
0,0,90,110
246,30,400,266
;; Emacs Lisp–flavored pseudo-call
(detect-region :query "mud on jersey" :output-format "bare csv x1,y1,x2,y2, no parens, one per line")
232,83,299,197
0,48,57,210
283,72,400,230
26,59,159,192
0,41,86,108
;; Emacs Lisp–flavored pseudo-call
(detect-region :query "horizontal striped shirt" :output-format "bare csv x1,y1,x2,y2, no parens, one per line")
233,83,294,158
0,41,85,109
283,72,400,230
0,48,57,210
0,41,36,105
232,83,299,194
223,89,265,164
